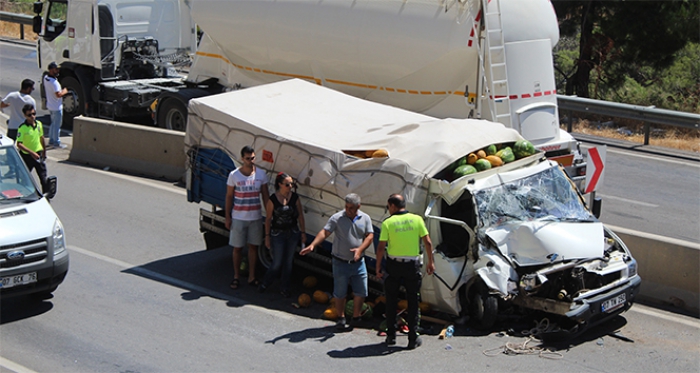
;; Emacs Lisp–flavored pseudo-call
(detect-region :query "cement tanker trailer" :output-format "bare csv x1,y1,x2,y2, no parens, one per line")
185,0,585,182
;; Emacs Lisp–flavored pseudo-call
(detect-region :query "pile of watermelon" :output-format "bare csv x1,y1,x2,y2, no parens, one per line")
450,140,537,179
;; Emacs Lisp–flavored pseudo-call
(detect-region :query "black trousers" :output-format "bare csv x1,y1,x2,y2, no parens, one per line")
384,258,422,342
20,152,47,193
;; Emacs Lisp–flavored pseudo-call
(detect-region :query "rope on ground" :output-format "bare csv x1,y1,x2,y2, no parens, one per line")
483,337,564,360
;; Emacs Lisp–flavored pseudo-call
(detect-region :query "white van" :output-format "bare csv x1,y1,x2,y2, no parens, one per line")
0,133,68,299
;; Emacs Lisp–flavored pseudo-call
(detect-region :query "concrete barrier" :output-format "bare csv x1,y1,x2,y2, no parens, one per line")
69,117,186,181
609,225,699,316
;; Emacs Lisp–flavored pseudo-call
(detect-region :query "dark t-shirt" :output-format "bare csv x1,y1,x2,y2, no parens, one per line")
270,193,299,230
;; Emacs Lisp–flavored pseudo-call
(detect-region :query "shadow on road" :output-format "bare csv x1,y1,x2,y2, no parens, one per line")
121,243,636,353
0,295,54,324
327,342,402,358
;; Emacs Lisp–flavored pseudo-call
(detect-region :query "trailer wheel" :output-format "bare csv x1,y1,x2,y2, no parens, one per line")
157,98,188,131
59,76,84,130
470,282,498,330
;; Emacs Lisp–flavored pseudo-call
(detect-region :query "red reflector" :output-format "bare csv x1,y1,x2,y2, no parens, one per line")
577,167,586,176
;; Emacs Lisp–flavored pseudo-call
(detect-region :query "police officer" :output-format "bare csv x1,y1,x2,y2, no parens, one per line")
375,194,435,350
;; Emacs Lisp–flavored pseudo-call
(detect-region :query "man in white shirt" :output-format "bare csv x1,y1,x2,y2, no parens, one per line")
1,79,36,140
43,62,68,148
225,145,270,289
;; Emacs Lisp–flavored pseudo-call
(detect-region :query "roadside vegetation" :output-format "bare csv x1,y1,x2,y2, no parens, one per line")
1,0,697,152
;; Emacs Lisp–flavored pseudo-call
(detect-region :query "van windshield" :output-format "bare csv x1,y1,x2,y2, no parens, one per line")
474,166,594,229
0,145,40,202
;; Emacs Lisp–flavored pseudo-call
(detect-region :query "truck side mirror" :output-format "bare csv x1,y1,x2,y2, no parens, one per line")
33,1,43,15
592,196,602,219
45,175,57,200
32,15,42,34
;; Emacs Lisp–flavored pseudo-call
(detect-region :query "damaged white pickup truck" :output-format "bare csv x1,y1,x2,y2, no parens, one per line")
424,153,641,338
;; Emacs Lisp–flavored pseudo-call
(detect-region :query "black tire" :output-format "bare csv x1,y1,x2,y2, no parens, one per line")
258,243,273,269
470,282,498,330
58,75,84,130
157,98,188,131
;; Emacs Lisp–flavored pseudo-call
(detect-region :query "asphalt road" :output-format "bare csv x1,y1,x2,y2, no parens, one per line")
0,149,698,373
1,40,698,243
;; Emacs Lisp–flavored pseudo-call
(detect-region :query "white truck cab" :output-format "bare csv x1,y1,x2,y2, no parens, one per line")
0,134,68,299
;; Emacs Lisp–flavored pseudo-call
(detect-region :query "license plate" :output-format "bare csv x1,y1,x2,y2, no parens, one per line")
0,272,37,289
601,293,626,313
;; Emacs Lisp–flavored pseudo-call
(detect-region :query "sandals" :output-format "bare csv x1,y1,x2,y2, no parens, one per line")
248,278,261,287
230,278,240,289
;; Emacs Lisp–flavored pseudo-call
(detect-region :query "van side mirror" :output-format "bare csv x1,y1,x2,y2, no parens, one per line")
33,1,43,15
45,175,57,200
592,196,602,219
32,15,42,34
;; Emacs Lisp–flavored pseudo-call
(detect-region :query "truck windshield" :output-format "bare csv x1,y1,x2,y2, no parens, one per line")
0,145,40,202
474,166,594,229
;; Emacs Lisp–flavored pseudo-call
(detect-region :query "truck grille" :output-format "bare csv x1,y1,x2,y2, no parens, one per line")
0,238,48,269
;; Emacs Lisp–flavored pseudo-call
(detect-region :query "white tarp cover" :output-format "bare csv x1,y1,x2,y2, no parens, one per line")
185,79,522,210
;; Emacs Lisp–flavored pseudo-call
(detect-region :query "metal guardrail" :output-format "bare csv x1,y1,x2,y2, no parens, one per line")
558,95,700,145
0,11,33,40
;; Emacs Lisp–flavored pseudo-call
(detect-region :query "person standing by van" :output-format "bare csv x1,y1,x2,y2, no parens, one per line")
258,172,306,297
300,193,374,330
44,62,68,148
375,194,435,350
225,146,269,289
16,104,48,192
1,79,36,140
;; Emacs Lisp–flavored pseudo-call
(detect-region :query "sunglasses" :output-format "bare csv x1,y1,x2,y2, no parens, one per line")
283,183,293,187
26,112,36,116
244,156,255,161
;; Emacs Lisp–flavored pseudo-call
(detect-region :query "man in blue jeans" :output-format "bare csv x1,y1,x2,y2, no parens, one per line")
43,62,68,148
301,193,374,330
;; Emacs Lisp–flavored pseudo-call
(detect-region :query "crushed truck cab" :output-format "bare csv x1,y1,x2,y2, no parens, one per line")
185,79,639,338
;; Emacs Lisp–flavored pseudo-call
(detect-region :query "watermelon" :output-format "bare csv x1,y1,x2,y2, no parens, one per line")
485,144,498,156
453,165,477,178
474,158,492,171
449,156,467,171
496,147,515,163
514,140,536,159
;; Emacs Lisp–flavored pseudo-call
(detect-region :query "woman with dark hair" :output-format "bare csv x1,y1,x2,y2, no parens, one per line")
259,172,306,297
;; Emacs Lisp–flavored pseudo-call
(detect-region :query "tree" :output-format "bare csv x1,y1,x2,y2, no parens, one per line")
552,0,699,99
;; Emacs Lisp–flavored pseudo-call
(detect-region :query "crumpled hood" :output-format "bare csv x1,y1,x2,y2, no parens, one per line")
484,221,604,266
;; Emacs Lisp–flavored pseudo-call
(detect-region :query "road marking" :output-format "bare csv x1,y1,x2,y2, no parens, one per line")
67,245,294,320
0,357,38,373
596,194,659,208
628,305,700,329
67,163,187,196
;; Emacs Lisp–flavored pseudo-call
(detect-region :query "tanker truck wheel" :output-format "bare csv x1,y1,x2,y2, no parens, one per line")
59,76,84,130
157,98,187,131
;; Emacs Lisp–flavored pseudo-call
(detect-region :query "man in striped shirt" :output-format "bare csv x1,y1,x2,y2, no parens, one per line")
225,146,270,289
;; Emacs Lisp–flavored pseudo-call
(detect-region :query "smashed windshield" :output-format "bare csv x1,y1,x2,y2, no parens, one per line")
0,145,40,202
474,165,594,229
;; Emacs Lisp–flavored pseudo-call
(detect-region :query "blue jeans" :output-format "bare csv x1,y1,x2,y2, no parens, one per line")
262,228,300,291
49,110,63,145
332,257,368,299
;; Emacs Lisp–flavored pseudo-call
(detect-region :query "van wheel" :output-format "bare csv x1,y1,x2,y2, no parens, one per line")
59,76,84,130
157,98,187,131
470,282,498,330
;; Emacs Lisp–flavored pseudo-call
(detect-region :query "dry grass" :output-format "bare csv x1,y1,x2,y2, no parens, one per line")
2,19,698,154
564,119,700,153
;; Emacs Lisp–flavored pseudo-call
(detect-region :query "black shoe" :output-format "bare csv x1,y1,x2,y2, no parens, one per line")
280,289,291,298
407,336,422,350
385,335,396,346
335,317,348,331
350,317,362,327
257,284,267,293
